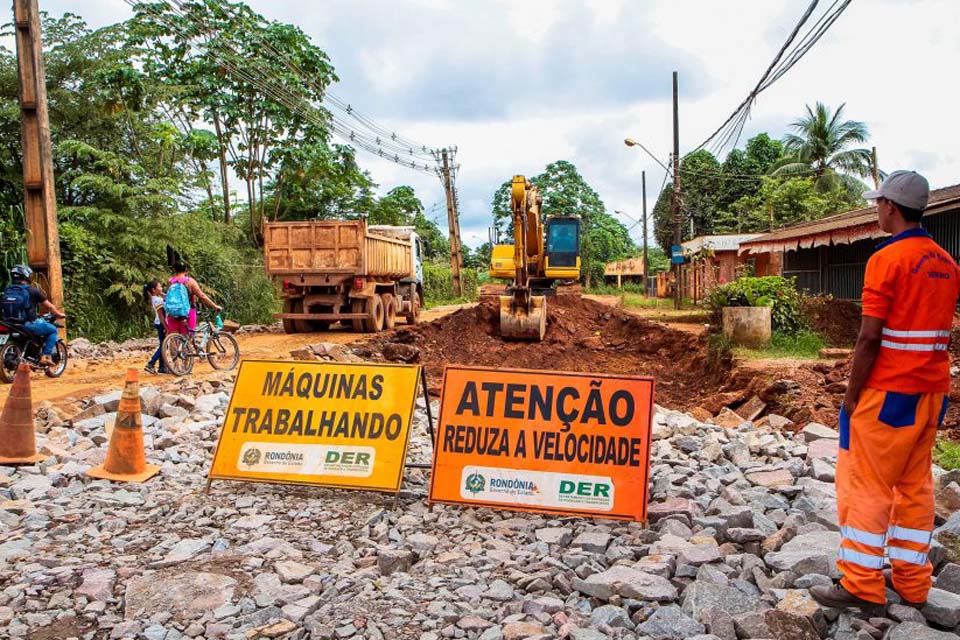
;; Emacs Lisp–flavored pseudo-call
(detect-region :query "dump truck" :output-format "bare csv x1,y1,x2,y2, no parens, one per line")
263,219,424,334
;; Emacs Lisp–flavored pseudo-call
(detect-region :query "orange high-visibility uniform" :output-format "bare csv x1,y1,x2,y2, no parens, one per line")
837,227,960,604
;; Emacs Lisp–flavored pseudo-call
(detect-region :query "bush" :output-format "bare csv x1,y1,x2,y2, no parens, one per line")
423,260,480,307
59,210,278,342
706,276,808,334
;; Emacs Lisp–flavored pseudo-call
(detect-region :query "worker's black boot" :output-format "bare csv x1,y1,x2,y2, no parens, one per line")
810,583,885,616
883,569,926,608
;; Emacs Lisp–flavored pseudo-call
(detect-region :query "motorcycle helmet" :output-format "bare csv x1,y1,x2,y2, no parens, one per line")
10,264,32,282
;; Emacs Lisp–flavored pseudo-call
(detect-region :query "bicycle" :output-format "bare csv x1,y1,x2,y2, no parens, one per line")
161,311,240,376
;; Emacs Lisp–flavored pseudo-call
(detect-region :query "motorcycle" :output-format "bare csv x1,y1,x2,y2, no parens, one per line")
0,313,68,383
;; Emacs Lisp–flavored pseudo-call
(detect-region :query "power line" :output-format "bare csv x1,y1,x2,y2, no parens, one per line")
131,0,444,173
694,0,852,157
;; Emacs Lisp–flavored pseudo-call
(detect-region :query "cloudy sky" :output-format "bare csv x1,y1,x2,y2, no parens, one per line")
34,0,960,247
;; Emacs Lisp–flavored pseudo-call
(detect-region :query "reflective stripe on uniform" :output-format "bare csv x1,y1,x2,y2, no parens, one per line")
841,525,885,548
888,525,932,545
838,547,885,569
882,328,951,339
888,545,929,566
881,340,949,352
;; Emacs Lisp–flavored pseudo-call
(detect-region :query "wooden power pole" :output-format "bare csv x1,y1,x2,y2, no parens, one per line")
14,0,64,319
441,148,463,297
671,71,682,311
641,170,649,297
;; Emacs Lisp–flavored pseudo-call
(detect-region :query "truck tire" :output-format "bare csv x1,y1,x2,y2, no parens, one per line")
362,295,385,333
282,298,298,334
351,299,365,332
382,293,397,330
292,299,313,334
406,291,421,325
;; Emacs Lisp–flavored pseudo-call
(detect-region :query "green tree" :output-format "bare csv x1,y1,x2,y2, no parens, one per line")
773,102,873,197
651,183,674,252
265,138,376,221
719,176,855,233
677,150,722,239
129,1,337,236
645,247,670,275
371,185,422,226
469,242,492,270
412,211,449,258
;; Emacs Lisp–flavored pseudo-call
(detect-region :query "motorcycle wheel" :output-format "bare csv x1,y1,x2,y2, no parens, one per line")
44,340,69,378
0,342,23,384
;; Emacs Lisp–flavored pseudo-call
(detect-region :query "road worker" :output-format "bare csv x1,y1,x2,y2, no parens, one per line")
811,171,960,613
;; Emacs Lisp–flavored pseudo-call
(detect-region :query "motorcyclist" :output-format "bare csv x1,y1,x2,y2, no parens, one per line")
1,265,65,366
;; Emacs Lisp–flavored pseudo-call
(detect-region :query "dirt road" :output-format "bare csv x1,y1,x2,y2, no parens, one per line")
0,304,465,410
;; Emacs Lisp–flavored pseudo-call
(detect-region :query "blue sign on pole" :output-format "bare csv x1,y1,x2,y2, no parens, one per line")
671,245,684,264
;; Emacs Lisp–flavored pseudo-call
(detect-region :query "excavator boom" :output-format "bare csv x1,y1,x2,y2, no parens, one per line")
499,176,547,340
488,174,581,341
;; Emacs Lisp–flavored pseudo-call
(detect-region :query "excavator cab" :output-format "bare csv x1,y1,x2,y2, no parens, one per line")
544,217,581,281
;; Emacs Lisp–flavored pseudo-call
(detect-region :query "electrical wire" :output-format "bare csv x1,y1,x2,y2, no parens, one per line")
202,0,441,159
131,0,443,173
693,0,852,157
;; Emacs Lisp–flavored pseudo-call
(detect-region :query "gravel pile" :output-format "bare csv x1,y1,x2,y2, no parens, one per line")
3,374,960,639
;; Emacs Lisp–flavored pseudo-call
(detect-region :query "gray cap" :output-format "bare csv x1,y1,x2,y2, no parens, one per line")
863,170,929,210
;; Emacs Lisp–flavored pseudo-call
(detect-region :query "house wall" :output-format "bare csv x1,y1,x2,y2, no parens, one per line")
779,208,960,300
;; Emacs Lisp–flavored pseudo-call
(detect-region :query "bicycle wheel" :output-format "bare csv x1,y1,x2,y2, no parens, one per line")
0,343,22,383
44,340,68,378
207,332,240,371
162,333,195,376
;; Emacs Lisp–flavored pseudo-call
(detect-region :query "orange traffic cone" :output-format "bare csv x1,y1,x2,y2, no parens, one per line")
0,363,45,464
87,369,160,483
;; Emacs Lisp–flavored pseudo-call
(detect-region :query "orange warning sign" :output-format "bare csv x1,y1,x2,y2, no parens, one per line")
428,365,654,521
209,360,420,493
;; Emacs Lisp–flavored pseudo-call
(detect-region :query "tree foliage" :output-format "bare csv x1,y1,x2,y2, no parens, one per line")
773,102,873,197
653,122,869,246
0,10,435,340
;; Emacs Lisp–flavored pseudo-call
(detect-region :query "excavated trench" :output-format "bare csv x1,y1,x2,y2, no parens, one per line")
358,295,744,413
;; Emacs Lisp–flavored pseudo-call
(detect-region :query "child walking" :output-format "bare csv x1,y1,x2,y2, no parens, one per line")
144,280,167,374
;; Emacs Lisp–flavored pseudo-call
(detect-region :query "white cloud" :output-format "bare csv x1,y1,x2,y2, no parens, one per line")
24,0,960,249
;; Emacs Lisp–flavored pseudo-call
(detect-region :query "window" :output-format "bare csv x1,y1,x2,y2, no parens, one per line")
547,219,579,253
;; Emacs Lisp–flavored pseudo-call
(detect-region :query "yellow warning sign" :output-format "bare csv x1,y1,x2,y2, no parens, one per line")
208,359,420,493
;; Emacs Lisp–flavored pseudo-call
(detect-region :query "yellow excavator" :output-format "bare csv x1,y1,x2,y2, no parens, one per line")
488,175,581,340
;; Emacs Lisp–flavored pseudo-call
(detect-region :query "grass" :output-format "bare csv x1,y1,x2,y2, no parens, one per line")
935,440,960,471
733,329,827,359
424,296,475,310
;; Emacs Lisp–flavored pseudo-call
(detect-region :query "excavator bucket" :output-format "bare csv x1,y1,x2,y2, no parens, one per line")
499,294,546,341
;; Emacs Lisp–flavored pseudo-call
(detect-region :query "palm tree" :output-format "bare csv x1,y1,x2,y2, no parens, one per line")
773,102,874,196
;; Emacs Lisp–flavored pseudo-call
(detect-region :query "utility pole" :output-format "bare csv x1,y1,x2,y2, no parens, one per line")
671,71,681,311
13,0,64,328
871,146,880,189
641,170,649,297
441,148,463,297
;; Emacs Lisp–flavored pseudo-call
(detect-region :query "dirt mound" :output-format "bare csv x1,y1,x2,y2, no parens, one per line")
802,295,861,347
360,295,738,411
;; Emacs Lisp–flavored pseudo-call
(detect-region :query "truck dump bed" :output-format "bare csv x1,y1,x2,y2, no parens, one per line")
264,219,412,280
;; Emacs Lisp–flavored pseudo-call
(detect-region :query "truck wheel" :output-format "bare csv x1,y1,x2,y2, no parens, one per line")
382,293,397,330
362,295,385,333
407,292,421,325
351,300,365,332
282,298,298,334
292,300,313,333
